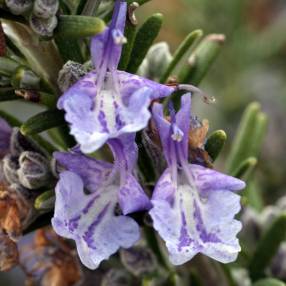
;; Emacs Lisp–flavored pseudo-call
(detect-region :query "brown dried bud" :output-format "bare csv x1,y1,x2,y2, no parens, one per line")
0,230,19,271
0,181,34,241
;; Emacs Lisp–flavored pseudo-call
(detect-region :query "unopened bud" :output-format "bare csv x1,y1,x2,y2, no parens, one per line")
33,0,59,19
5,0,33,15
29,14,57,37
120,246,157,277
17,151,52,189
10,128,45,157
57,61,88,92
11,66,40,89
0,230,19,271
101,269,132,286
2,154,20,185
138,42,172,81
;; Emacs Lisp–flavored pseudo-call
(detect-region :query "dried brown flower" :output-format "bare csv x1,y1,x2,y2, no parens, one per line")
20,228,81,286
0,230,19,271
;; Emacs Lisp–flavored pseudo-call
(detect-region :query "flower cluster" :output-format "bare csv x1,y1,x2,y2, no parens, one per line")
50,0,245,270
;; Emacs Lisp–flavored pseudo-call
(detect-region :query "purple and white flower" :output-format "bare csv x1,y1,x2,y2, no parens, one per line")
58,0,175,153
51,135,151,269
149,94,246,265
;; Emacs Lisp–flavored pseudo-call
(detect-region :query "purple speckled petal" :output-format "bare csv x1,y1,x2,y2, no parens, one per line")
52,171,140,269
119,173,151,215
150,165,243,265
191,164,246,193
54,151,112,192
0,118,12,157
91,0,127,71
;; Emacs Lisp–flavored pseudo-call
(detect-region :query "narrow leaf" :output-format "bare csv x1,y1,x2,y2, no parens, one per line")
56,15,105,38
118,5,138,70
160,29,203,83
226,102,261,173
20,109,66,135
232,156,257,180
35,190,55,211
178,34,225,85
127,13,163,73
205,129,227,161
253,278,285,286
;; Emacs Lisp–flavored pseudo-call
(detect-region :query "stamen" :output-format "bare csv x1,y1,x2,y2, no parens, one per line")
176,84,216,104
112,29,127,45
171,125,184,142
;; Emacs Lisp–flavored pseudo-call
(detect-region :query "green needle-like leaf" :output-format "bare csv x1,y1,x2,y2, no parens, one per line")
249,213,286,281
253,278,286,286
34,190,55,212
232,156,257,180
0,57,19,76
126,13,163,73
20,109,66,135
226,102,267,174
160,29,203,83
178,34,225,85
118,15,138,70
205,129,227,161
56,15,106,38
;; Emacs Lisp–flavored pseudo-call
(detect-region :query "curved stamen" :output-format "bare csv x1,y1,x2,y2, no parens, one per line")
176,84,216,104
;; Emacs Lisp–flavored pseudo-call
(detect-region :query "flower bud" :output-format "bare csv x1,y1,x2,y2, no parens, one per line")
120,245,157,277
2,154,20,185
33,0,59,19
17,151,52,189
137,42,172,81
0,230,19,271
101,269,132,286
57,61,88,92
5,0,33,15
10,128,45,157
29,14,58,37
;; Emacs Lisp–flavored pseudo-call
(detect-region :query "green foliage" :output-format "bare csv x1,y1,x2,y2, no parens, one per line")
126,13,163,73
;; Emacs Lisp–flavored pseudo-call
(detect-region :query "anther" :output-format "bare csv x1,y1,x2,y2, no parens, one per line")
176,84,216,104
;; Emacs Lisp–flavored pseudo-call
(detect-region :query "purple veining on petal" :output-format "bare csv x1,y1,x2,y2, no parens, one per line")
83,203,110,249
68,215,81,232
82,194,101,214
193,201,221,244
98,111,109,133
178,210,193,251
